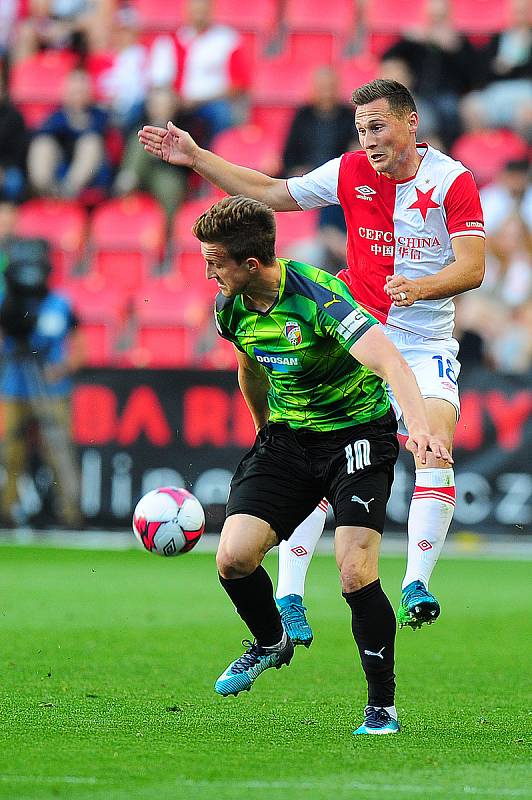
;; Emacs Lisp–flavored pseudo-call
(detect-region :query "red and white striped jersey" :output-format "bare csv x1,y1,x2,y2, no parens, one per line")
286,144,485,339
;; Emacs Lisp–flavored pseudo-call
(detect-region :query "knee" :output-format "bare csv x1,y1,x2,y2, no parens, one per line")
339,546,377,593
216,541,260,579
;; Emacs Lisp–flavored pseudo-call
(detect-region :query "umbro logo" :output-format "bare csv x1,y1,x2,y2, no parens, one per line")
355,185,376,200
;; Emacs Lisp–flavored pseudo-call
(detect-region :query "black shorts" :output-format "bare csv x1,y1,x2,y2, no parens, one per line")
226,409,399,540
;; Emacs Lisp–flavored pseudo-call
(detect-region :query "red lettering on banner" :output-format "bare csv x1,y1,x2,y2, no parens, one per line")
454,391,483,450
183,386,230,445
232,390,256,447
72,385,117,444
485,391,532,450
116,386,172,446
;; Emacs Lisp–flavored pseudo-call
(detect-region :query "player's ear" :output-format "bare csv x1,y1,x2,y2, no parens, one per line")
408,111,419,134
246,258,260,273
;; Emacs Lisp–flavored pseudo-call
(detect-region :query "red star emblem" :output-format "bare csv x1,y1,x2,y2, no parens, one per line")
408,186,440,221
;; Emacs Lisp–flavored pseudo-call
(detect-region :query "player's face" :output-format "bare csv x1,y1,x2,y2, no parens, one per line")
355,99,418,180
201,242,250,296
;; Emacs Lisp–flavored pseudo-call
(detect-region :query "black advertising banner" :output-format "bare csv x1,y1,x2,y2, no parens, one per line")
3,366,530,533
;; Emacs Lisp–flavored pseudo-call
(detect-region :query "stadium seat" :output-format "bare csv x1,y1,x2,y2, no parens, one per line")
283,0,355,58
130,279,212,367
62,276,129,366
253,57,317,107
9,50,79,127
250,105,296,148
275,210,320,254
131,0,184,31
211,124,282,175
172,198,216,254
338,54,380,104
364,0,425,33
196,330,237,370
15,199,88,286
450,0,511,33
451,129,529,187
214,0,278,33
89,194,166,293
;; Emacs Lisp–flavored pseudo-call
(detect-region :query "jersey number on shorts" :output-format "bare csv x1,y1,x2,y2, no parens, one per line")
345,439,371,473
432,354,457,385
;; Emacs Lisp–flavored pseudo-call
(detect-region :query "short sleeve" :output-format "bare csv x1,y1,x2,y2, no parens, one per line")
315,279,377,351
444,171,485,240
286,158,342,210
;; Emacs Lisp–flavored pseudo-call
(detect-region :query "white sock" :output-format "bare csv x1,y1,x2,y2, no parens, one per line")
276,500,327,599
402,468,456,590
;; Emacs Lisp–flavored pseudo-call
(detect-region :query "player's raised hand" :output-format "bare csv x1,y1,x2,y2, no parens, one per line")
137,121,199,168
384,274,420,307
404,431,453,465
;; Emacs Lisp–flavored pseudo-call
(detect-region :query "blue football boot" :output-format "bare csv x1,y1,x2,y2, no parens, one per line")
353,706,401,735
276,594,313,647
397,580,441,630
214,634,294,696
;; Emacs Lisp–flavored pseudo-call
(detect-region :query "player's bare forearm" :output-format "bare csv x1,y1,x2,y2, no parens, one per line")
235,351,270,432
384,236,485,305
193,148,298,210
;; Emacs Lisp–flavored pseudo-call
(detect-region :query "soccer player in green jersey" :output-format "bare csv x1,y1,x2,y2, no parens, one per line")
193,195,452,735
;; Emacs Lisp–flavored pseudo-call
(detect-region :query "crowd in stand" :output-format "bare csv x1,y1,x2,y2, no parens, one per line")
0,0,530,373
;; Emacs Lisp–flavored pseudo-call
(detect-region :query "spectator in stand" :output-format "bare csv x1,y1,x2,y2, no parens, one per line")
280,66,355,273
379,54,442,147
381,0,479,147
114,86,206,225
0,0,20,57
0,70,28,202
13,0,114,61
88,6,148,134
460,0,532,138
282,66,355,177
27,67,109,200
480,158,532,235
149,0,250,141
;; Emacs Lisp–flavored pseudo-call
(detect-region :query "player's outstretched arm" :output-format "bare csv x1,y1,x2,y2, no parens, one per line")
138,121,298,211
349,326,453,465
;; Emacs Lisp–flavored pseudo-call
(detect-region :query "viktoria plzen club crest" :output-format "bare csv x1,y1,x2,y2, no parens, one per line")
284,320,302,346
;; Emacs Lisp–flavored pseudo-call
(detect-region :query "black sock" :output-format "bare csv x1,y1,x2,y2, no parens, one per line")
219,566,284,647
343,579,396,707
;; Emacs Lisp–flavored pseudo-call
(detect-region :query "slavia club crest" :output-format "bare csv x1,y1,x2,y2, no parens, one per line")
285,320,302,347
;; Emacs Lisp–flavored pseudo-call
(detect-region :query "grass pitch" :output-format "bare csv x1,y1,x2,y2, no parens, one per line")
0,544,530,800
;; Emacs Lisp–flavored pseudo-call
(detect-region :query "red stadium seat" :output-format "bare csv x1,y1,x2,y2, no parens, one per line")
284,0,355,34
131,0,184,31
196,331,237,370
63,276,129,366
9,50,78,127
130,279,212,367
451,129,529,187
450,0,511,33
250,105,296,146
275,210,320,254
338,53,380,103
172,198,216,253
364,0,425,33
253,57,317,106
15,199,88,286
285,32,339,63
211,124,282,174
89,194,166,293
214,0,278,33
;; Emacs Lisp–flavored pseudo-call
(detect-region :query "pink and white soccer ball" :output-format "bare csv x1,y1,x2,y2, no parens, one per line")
132,487,205,556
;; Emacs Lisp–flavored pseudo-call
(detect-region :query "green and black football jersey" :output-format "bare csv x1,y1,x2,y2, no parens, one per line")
215,259,390,432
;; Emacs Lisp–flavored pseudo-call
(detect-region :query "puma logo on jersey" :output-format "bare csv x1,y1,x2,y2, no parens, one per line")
324,295,341,308
364,646,385,659
351,495,374,512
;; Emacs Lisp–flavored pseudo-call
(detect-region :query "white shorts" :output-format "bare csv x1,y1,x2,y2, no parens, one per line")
382,325,461,435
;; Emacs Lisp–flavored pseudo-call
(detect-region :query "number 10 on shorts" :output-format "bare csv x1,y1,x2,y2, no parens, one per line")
345,439,371,473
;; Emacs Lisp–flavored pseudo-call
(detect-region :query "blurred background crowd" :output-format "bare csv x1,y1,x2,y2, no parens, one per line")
0,0,530,374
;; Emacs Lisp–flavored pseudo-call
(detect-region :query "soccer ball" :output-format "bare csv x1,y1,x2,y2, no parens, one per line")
132,487,205,556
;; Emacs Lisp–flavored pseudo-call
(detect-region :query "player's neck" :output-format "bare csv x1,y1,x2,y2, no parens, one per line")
242,262,281,313
382,148,423,182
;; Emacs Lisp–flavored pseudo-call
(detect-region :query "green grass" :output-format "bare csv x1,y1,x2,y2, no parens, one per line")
0,545,530,800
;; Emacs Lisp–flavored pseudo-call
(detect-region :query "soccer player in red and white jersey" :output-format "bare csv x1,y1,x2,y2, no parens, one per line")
138,79,485,637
